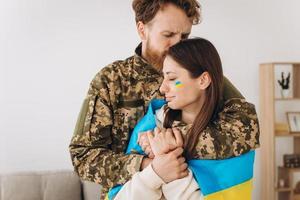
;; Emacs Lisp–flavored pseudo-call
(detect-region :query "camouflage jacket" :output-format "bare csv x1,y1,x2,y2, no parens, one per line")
69,44,260,199
167,98,260,160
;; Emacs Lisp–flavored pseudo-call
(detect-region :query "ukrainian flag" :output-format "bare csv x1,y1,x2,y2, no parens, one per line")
108,99,255,200
189,151,254,200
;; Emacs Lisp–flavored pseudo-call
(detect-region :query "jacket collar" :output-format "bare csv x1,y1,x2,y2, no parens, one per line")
131,43,162,81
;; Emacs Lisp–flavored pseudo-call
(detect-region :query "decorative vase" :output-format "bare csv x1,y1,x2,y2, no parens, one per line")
279,179,285,188
281,89,290,98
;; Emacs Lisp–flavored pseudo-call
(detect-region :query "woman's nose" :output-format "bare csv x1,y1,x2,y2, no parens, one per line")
159,80,168,94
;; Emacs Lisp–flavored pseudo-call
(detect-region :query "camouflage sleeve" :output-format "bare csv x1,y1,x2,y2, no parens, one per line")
194,78,259,159
195,98,260,159
69,70,144,189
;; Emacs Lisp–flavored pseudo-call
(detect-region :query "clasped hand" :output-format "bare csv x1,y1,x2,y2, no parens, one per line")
138,127,188,183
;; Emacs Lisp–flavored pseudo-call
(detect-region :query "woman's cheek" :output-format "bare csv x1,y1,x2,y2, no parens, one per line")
174,80,184,89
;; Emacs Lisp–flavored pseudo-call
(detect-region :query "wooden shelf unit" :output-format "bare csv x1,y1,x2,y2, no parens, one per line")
260,63,300,200
275,98,300,101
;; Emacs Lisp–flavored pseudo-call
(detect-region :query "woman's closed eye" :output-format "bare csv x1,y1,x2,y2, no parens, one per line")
169,78,176,81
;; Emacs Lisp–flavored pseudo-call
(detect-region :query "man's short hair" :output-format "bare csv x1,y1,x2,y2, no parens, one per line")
132,0,201,25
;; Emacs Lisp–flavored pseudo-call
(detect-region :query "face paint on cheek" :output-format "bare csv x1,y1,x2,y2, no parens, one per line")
175,81,183,88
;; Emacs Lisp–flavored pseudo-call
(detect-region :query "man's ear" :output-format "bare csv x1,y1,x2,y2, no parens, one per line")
198,72,211,90
137,21,147,41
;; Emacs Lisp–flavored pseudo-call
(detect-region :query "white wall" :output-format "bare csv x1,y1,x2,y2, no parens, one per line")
1,0,138,172
196,1,300,199
1,0,300,199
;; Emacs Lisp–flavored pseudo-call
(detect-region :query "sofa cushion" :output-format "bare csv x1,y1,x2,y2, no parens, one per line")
82,180,101,200
0,171,82,200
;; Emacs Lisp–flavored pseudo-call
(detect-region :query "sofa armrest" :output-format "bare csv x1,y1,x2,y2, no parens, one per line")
81,180,101,200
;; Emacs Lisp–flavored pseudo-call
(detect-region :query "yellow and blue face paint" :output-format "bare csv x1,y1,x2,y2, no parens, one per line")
175,80,183,88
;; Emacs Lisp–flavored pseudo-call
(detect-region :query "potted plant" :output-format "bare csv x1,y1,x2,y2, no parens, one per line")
277,72,290,98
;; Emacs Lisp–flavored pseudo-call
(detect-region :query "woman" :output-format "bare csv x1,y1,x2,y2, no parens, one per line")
110,38,259,200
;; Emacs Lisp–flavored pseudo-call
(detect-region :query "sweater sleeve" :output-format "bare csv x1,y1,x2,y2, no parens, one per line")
162,169,203,200
114,164,165,200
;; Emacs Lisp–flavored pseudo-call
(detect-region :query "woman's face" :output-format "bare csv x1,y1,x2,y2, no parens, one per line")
160,56,206,111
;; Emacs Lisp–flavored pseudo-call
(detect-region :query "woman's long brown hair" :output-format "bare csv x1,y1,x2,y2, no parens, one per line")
163,38,224,159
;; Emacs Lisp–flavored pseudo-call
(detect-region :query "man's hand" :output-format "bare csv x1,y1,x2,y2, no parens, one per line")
152,147,188,183
138,131,155,158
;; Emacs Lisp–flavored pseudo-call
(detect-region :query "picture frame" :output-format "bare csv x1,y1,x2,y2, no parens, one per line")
287,112,300,133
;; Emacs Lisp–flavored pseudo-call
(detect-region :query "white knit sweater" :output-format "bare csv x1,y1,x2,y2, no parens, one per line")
114,164,202,200
114,107,203,200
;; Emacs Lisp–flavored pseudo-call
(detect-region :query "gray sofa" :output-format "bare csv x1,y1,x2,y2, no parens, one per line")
0,170,101,200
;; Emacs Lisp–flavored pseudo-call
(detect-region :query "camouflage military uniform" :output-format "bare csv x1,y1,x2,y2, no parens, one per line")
171,98,260,160
69,44,259,199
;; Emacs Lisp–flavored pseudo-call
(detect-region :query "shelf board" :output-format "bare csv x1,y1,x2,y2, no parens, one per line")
274,98,300,101
261,62,300,65
279,166,300,172
275,187,292,192
275,132,300,137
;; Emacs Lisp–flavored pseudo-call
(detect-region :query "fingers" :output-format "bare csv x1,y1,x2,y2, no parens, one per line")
154,127,161,136
139,139,149,151
179,162,188,171
172,128,183,147
177,162,189,179
140,140,150,149
165,128,174,139
164,128,177,150
178,170,189,179
147,130,154,140
146,131,156,156
148,151,155,159
138,131,153,157
144,146,152,155
171,147,184,158
139,130,151,147
177,156,185,164
138,132,148,146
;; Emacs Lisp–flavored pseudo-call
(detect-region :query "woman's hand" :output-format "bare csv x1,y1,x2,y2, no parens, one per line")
138,127,184,157
148,127,184,156
152,147,188,183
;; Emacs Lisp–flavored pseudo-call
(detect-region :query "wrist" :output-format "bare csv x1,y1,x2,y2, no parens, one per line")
140,157,152,170
152,158,167,183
